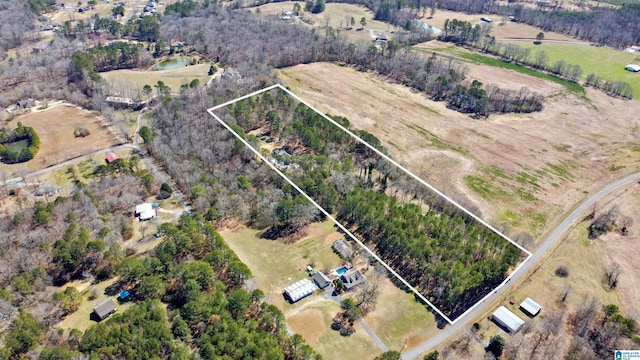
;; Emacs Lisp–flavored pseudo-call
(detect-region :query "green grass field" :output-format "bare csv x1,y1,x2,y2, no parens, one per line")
416,45,586,94
505,42,640,97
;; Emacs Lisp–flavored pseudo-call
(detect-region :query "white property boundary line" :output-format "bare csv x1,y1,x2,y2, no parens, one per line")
207,83,532,325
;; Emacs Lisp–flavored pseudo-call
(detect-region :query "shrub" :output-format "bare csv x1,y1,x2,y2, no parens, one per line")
555,265,569,277
74,128,91,137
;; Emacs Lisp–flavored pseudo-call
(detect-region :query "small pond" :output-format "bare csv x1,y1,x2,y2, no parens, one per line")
3,139,29,152
152,58,191,71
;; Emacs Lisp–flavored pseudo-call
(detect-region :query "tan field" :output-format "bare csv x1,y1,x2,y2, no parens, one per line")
276,62,640,242
254,2,399,42
101,63,212,94
421,9,583,42
0,105,118,177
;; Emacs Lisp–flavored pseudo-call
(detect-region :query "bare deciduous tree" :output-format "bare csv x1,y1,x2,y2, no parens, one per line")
604,262,622,289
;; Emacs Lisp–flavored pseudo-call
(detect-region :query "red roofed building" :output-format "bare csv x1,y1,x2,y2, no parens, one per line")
106,152,118,163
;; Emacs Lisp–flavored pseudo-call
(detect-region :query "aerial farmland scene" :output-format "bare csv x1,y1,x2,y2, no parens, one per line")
1,0,640,359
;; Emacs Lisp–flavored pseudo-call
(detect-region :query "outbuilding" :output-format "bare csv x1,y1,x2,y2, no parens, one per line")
313,271,331,289
332,239,353,259
284,279,316,303
106,152,118,164
135,203,157,221
492,306,524,333
625,64,640,72
520,297,542,317
93,299,117,320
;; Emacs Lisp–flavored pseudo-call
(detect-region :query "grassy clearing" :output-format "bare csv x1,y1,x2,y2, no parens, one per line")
100,63,211,93
219,221,343,310
401,120,469,155
55,278,134,333
416,45,585,94
505,42,640,98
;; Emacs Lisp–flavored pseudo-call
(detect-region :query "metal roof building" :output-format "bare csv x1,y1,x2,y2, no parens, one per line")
492,306,524,333
313,271,331,289
520,297,542,317
284,279,316,303
94,299,117,320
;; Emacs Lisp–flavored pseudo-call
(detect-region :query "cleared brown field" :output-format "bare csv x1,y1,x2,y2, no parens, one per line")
101,63,211,95
421,9,582,42
254,2,399,42
0,105,118,177
276,62,640,241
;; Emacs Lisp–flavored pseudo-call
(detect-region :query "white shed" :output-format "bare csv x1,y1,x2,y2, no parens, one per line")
625,64,640,72
284,279,316,303
520,297,542,317
492,306,525,333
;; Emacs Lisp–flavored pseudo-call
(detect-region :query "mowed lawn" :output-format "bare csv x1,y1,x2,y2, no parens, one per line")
100,63,211,93
506,42,640,97
219,220,343,310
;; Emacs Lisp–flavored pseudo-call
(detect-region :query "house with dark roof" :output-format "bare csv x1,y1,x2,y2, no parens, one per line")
340,268,366,290
313,271,331,289
93,299,117,320
332,239,353,259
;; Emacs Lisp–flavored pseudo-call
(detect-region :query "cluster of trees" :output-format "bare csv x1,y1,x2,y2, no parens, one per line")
219,90,522,318
0,122,40,164
585,73,634,99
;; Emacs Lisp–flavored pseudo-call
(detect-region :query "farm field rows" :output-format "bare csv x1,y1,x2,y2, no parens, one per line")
275,62,640,242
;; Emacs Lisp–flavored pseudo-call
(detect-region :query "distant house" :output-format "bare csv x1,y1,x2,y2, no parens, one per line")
16,98,35,109
106,96,143,110
492,306,524,333
537,0,553,7
135,203,157,221
332,239,353,259
313,271,331,289
375,34,388,42
93,299,117,320
520,297,542,317
625,64,640,72
340,268,366,290
105,152,118,164
284,279,316,303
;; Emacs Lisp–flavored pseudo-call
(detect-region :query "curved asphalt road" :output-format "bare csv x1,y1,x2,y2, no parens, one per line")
402,171,640,359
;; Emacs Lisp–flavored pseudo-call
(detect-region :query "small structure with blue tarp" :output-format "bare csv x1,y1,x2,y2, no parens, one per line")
118,290,130,301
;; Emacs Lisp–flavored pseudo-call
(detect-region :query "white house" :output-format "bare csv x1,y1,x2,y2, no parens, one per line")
492,306,525,332
135,203,156,221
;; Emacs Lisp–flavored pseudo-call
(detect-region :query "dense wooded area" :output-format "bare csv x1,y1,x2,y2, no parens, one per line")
215,89,522,318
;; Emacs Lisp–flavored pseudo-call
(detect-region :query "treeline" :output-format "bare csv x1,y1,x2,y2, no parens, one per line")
220,90,521,317
0,123,40,164
74,41,148,73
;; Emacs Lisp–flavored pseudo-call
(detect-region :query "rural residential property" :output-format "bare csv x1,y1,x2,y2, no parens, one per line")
1,0,640,359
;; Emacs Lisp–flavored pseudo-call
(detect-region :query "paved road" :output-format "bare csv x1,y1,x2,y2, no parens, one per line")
402,171,640,359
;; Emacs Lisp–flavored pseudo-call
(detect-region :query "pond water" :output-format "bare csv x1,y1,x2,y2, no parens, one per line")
152,58,191,71
3,139,29,152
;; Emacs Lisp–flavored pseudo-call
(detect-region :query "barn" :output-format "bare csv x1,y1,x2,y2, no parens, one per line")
284,279,316,303
492,306,524,333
